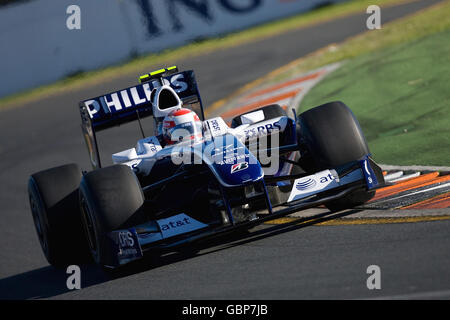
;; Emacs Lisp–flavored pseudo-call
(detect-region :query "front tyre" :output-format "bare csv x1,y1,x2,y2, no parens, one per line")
297,101,375,211
79,165,145,268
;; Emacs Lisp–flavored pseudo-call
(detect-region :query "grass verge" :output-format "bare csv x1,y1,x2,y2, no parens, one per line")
0,0,415,110
298,1,450,166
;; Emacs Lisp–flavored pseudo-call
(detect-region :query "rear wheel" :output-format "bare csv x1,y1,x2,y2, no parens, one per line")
297,101,375,211
28,164,89,267
79,165,145,267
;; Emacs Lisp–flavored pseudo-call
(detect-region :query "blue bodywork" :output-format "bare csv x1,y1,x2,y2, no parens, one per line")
205,134,264,187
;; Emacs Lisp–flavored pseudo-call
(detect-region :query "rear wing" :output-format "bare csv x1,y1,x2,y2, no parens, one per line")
79,68,205,169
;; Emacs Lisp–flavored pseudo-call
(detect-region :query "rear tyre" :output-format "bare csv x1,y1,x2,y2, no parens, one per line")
28,164,89,267
297,101,375,211
79,165,145,267
231,104,286,128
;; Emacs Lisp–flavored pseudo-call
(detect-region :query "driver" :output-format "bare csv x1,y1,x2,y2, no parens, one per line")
162,108,203,145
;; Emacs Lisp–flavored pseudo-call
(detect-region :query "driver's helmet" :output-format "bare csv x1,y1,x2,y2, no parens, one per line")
162,108,202,144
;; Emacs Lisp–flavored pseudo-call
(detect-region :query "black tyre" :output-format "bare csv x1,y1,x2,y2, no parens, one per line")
297,101,374,210
324,189,375,212
231,104,286,128
28,164,89,267
79,165,145,267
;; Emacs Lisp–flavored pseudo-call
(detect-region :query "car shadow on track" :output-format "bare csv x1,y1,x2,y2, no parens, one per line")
0,264,108,300
0,208,359,299
194,208,362,256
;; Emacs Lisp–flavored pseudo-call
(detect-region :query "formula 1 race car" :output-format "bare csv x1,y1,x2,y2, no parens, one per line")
28,66,385,269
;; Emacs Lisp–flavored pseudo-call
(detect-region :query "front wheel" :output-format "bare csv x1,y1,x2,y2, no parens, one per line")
79,165,145,267
297,101,376,211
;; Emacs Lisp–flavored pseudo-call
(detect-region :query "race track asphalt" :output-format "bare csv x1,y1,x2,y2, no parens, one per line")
0,0,448,300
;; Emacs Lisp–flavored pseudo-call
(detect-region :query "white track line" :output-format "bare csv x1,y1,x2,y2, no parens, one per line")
380,164,450,172
239,82,306,106
376,182,450,203
390,172,420,183
384,171,404,182
291,62,342,110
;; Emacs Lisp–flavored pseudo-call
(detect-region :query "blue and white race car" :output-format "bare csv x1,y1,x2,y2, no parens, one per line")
28,67,385,269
